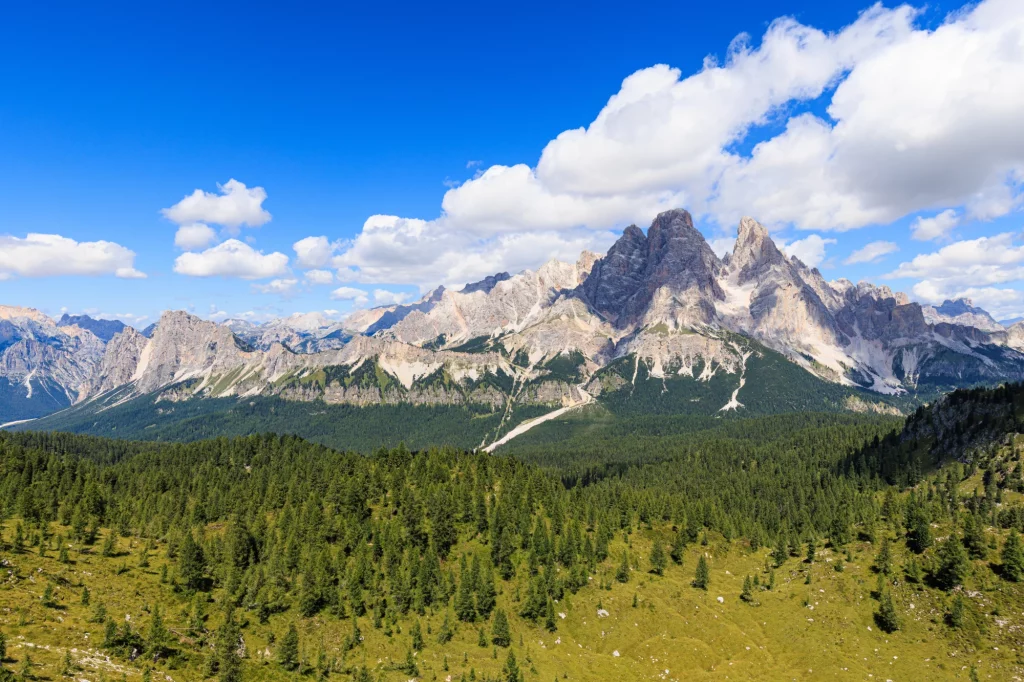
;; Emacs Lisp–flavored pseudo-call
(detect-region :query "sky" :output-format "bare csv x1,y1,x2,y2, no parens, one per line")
1,0,1023,326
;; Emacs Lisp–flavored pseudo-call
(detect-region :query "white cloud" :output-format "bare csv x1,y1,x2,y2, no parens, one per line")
911,209,959,241
887,232,1024,316
912,283,1024,319
329,286,370,306
162,179,271,232
0,233,145,279
844,240,899,264
887,233,1024,286
293,236,341,269
252,278,299,295
373,289,410,306
708,237,735,258
173,239,289,279
712,0,1024,230
174,223,217,250
778,234,836,268
304,269,334,285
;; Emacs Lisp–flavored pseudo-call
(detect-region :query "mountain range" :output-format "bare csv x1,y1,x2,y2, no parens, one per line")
5,209,1024,445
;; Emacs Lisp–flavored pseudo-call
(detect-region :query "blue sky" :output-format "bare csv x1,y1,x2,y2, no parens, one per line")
2,0,1023,325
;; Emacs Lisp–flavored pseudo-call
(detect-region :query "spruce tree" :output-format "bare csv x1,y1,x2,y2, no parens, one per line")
147,605,169,656
949,593,966,628
544,598,557,632
649,542,666,576
410,619,423,651
693,555,710,590
875,589,899,633
1002,528,1024,581
216,610,242,682
502,650,522,682
178,532,205,591
669,529,685,565
491,609,511,647
615,550,630,583
936,534,971,591
874,537,892,575
740,575,754,603
278,623,300,671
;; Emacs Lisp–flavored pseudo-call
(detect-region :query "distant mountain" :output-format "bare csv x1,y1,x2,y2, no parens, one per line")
0,306,105,422
7,209,1024,444
922,298,1003,332
56,313,127,342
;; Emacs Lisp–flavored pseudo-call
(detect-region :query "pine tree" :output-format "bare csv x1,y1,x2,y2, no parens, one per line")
437,612,454,644
949,593,966,628
615,550,630,583
875,589,900,633
649,542,666,576
410,619,424,651
178,532,205,591
455,570,476,622
42,583,55,607
81,586,90,606
772,537,788,567
740,575,754,603
669,529,685,565
805,539,816,564
101,531,116,558
0,631,6,664
693,555,710,590
963,514,987,560
936,534,971,591
502,650,523,682
874,537,893,575
544,598,557,632
216,609,242,682
476,564,497,617
278,623,300,671
1002,528,1024,581
477,627,488,648
147,604,169,656
491,609,511,647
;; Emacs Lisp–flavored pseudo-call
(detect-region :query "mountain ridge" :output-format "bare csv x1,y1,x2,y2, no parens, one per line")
6,210,1024,435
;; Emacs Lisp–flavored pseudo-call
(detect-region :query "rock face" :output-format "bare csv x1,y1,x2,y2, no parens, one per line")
922,299,1004,332
56,314,127,343
0,306,105,419
6,208,1024,423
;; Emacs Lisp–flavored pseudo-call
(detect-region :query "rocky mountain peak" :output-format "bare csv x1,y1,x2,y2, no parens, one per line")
729,217,787,283
461,273,509,295
57,313,127,342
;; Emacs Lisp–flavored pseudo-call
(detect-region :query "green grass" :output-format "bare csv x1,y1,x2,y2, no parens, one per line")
2,521,1021,681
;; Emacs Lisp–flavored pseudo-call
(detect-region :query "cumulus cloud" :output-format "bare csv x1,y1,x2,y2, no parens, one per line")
373,289,410,306
304,269,334,285
329,286,370,306
779,234,836,268
173,239,289,279
712,0,1024,229
173,223,217,250
327,1,1024,288
844,240,899,264
252,278,299,295
308,0,1024,293
162,179,271,232
0,233,145,279
293,236,340,269
887,232,1024,317
911,209,960,241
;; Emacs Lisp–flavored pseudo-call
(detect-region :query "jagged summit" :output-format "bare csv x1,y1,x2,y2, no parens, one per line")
5,208,1024,424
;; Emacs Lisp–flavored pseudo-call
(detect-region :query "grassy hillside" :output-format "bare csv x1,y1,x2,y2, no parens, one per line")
9,393,519,453
3,406,1024,680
